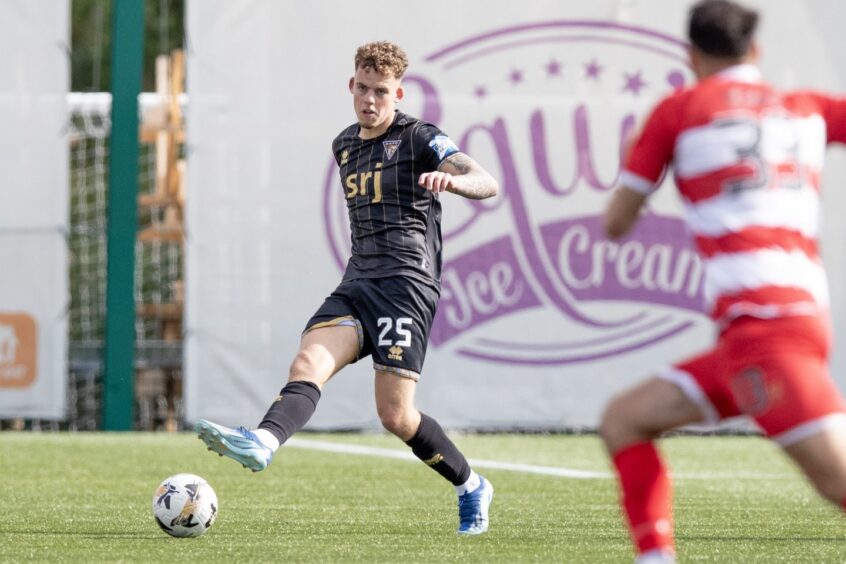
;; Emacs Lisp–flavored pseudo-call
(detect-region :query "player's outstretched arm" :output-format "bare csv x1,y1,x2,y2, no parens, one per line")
604,186,647,240
418,153,499,200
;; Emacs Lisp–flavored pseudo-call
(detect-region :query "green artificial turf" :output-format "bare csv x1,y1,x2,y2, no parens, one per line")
0,432,842,562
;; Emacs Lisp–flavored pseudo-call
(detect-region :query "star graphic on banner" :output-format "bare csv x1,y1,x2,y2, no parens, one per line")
466,59,680,101
584,59,602,80
623,70,647,95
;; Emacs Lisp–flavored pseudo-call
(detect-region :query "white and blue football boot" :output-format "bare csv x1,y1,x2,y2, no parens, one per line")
457,475,494,535
196,419,273,472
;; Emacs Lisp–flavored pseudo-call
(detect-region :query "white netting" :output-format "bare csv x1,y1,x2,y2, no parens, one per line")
68,92,187,344
69,105,109,343
1,93,186,430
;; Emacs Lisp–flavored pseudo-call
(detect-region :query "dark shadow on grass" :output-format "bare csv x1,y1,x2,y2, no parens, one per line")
680,535,846,543
0,530,166,539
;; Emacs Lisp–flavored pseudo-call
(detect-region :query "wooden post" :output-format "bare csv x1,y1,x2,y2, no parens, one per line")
136,49,186,431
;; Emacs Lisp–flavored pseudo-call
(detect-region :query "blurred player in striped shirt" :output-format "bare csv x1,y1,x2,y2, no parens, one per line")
600,1,846,562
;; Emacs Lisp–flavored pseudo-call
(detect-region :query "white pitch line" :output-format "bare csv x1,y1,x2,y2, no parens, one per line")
286,438,610,479
284,438,798,481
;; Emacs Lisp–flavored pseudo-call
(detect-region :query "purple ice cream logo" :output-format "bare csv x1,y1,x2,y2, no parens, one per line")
324,21,707,365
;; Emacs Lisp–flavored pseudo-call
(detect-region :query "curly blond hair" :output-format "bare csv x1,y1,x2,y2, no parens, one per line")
354,41,408,79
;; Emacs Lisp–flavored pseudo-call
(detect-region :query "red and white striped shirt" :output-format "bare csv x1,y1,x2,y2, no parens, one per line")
622,64,846,324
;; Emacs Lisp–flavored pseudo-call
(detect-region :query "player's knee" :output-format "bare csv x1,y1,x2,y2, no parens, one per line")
809,475,846,506
378,408,415,438
599,396,643,452
784,432,846,507
289,348,321,380
598,400,625,449
815,481,846,506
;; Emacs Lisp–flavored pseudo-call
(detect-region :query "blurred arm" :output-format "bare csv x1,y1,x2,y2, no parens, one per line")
604,186,648,240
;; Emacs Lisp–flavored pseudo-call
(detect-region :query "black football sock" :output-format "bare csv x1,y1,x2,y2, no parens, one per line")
405,412,471,486
258,380,322,445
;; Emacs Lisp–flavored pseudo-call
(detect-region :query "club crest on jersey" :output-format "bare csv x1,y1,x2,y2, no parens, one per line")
428,135,459,160
731,367,770,415
383,140,401,160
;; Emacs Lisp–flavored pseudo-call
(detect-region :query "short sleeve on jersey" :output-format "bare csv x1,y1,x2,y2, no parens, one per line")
414,124,460,170
818,93,846,144
331,136,342,165
785,91,846,145
623,94,682,195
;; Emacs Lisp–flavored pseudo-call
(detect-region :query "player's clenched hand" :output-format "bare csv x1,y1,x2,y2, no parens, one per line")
418,171,454,193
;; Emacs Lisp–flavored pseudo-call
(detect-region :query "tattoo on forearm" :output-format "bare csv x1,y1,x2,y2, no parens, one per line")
441,153,498,200
444,153,473,174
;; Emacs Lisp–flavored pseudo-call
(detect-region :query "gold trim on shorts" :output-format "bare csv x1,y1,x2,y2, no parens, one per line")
374,363,420,382
304,316,364,355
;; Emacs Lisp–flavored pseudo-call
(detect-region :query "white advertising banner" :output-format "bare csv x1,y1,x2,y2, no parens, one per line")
0,1,69,418
186,0,846,429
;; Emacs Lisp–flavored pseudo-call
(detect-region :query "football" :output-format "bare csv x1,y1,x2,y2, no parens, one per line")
152,473,218,538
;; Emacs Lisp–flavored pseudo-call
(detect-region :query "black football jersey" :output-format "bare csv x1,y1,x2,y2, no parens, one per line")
331,111,460,289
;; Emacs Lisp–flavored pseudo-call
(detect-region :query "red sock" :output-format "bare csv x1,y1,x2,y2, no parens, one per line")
612,441,674,555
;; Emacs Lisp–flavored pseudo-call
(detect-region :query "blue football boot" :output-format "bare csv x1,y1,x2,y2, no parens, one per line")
457,475,494,535
196,419,273,472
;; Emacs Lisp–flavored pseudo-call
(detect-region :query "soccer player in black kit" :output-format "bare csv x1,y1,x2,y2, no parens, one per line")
196,41,499,534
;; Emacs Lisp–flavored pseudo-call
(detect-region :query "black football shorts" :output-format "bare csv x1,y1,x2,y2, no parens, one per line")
304,276,439,380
